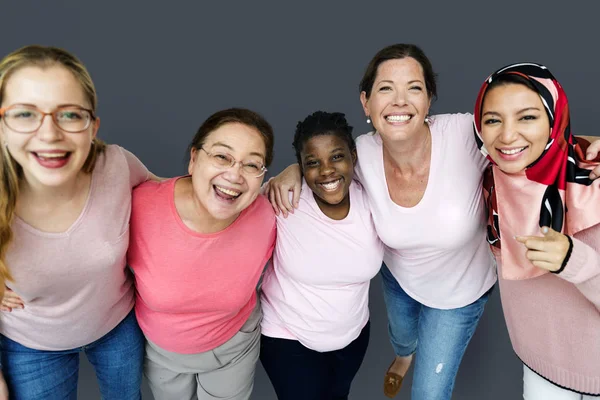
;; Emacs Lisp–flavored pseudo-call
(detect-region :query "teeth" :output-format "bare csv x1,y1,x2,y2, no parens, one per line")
215,186,241,197
499,147,526,155
320,179,341,191
36,152,67,158
386,115,411,122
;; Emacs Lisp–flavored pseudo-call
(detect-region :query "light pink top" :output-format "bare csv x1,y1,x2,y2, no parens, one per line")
261,180,383,352
496,224,600,394
129,177,276,354
1,145,149,351
355,113,496,309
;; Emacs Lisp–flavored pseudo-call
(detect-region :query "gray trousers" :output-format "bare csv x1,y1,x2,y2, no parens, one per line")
144,305,262,400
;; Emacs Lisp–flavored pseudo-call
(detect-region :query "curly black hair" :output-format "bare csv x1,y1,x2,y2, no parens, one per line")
292,111,355,166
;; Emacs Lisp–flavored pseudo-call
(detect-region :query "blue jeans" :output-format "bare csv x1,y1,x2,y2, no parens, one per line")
381,264,491,400
0,309,144,400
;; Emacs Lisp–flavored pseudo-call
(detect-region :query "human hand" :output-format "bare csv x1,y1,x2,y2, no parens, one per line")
1,287,24,312
515,227,571,272
264,164,302,217
581,136,600,179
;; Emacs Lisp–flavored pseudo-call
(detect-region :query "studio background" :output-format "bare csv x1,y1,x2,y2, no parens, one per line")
1,1,598,398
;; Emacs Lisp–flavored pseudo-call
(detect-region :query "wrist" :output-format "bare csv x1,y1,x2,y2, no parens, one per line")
551,235,573,274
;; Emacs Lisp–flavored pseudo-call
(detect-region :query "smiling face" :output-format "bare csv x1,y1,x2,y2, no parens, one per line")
480,83,551,174
187,122,267,225
360,57,431,143
0,65,99,189
300,134,356,218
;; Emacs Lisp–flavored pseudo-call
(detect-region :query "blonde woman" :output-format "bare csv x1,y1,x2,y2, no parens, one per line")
0,45,155,399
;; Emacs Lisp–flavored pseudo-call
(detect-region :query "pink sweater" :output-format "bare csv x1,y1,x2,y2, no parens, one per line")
496,224,600,395
1,145,149,350
129,177,276,354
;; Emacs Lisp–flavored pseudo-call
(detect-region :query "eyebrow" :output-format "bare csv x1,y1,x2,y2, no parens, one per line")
482,107,541,117
376,79,424,85
211,142,265,159
303,147,345,158
9,102,88,109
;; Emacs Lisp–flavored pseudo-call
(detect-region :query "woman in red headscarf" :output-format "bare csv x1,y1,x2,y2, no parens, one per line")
474,63,600,399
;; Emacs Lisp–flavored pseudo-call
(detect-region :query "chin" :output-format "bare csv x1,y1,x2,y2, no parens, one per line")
318,194,345,206
494,163,527,175
28,171,79,188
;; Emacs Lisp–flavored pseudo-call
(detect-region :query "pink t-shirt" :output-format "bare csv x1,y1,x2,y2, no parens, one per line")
1,145,149,350
355,113,497,309
261,180,383,352
129,177,276,354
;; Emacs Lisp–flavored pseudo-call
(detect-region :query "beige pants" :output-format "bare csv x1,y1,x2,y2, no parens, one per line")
144,306,262,400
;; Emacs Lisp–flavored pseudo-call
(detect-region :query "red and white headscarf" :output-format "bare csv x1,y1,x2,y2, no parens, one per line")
473,62,600,280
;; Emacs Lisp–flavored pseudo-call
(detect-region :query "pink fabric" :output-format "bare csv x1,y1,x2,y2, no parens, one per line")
493,166,600,280
497,223,600,394
1,145,149,350
129,177,276,354
355,113,497,309
261,180,383,352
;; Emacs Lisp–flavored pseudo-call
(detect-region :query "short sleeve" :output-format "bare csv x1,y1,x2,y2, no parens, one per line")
120,146,150,188
453,113,489,174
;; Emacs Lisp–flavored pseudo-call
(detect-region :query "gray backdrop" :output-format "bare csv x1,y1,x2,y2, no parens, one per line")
2,1,598,399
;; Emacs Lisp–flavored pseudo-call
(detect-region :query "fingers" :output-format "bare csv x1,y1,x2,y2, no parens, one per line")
267,182,280,216
0,306,12,312
589,165,600,180
525,248,564,264
586,140,600,160
280,188,294,215
514,236,546,251
273,186,288,218
292,182,301,209
2,298,23,309
2,288,24,310
529,260,557,272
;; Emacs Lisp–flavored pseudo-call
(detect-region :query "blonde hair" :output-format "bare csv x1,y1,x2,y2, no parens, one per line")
0,45,106,295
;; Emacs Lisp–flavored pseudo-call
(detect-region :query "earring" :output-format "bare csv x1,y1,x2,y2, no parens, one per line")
425,116,431,124
366,117,371,124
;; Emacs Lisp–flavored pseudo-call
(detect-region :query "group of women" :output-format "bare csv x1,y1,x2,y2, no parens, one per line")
0,42,597,400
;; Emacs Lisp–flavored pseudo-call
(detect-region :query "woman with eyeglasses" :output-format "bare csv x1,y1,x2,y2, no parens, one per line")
0,45,155,399
127,108,276,400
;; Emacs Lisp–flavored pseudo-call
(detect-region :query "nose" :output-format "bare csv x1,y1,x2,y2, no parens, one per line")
498,120,519,144
36,114,63,142
393,89,408,106
221,162,245,183
319,160,335,176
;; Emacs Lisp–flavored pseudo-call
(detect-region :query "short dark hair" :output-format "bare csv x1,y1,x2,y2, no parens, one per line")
292,111,355,166
359,43,437,101
188,108,274,167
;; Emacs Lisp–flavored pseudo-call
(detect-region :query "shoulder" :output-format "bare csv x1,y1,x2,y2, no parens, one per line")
245,195,276,227
93,144,126,172
430,113,473,134
349,180,371,213
132,177,173,202
356,131,379,149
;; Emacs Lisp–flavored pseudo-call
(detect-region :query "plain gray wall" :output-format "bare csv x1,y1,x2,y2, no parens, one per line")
2,1,598,399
